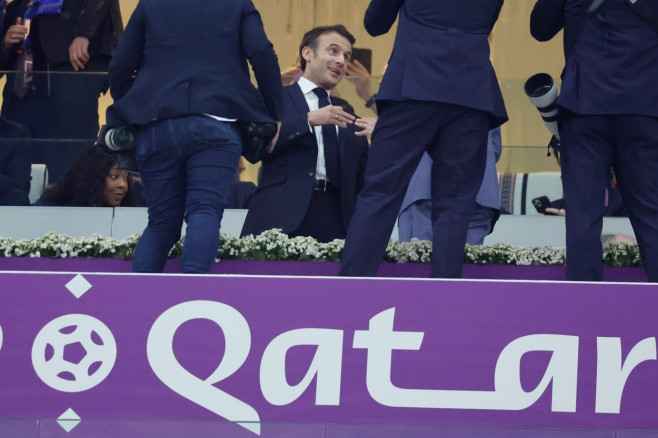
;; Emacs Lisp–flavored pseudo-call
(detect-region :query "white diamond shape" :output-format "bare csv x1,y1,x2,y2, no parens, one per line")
65,274,92,298
57,408,81,432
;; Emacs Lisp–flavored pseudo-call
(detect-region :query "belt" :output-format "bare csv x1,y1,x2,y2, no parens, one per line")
313,179,339,192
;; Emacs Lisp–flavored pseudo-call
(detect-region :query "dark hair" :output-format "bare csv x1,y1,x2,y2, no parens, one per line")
39,145,138,207
299,24,356,71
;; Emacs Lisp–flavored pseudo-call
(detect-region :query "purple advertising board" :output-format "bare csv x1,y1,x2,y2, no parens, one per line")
1,272,658,437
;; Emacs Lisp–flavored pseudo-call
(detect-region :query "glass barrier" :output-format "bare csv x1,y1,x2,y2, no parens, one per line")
1,418,655,438
0,70,561,209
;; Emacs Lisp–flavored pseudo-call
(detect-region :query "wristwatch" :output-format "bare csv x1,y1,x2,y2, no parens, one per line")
364,94,377,108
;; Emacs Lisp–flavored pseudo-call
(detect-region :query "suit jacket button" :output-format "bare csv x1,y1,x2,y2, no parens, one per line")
309,172,314,177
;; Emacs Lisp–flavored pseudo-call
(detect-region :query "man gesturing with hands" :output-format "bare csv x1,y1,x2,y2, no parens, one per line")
242,25,369,243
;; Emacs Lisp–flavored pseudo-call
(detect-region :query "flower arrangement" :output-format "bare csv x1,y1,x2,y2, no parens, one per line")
0,229,643,267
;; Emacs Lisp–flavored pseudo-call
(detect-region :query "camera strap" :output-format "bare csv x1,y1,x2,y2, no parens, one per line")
565,0,607,57
626,0,658,36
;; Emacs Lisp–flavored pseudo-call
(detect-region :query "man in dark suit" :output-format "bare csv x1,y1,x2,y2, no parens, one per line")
241,25,369,243
28,0,123,139
530,0,658,282
339,0,507,278
0,0,56,140
0,117,31,206
108,0,283,273
0,0,123,182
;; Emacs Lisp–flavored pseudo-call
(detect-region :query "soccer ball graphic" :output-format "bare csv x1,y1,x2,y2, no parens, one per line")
32,314,117,392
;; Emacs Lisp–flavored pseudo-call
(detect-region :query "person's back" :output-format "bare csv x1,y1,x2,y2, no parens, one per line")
530,0,658,282
109,0,281,128
388,0,503,32
110,0,282,274
369,0,506,126
339,0,507,278
538,0,658,118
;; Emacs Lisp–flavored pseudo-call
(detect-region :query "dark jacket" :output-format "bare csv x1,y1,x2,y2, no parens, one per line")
365,0,507,128
241,83,369,236
32,0,123,66
107,0,282,127
0,117,31,205
531,0,658,117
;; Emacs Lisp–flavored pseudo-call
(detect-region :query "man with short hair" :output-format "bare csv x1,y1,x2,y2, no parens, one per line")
242,25,369,243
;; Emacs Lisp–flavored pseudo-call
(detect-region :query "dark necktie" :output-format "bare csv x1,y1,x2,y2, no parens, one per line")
312,87,340,185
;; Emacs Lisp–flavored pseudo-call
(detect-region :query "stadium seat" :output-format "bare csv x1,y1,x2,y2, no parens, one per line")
29,164,48,205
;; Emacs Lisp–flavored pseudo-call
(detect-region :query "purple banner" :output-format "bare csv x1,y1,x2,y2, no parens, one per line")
0,257,649,282
1,272,657,437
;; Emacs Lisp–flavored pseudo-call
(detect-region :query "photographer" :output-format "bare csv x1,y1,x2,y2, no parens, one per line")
530,0,658,282
107,0,282,274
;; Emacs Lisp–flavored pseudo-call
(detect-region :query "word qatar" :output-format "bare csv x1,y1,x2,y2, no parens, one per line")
147,301,657,434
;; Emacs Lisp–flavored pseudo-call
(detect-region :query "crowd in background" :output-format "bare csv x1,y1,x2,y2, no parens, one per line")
0,0,656,282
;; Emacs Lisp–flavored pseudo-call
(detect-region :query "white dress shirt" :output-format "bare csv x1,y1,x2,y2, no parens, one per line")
297,76,339,183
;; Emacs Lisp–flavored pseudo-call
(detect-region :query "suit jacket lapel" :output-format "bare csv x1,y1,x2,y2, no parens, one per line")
338,124,348,158
289,83,310,115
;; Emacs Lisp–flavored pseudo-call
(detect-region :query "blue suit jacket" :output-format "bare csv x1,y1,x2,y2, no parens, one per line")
241,84,369,237
365,0,507,127
107,0,282,126
531,0,658,117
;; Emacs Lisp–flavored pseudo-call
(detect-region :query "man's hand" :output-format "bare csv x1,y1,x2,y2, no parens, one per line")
345,59,373,102
281,61,302,86
355,116,377,138
544,207,565,216
3,18,28,51
308,105,355,128
267,121,282,154
69,36,90,71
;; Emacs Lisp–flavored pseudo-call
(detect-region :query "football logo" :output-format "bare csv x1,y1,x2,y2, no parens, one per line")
32,314,117,392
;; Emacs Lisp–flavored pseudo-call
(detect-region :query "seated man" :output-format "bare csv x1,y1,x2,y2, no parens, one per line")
398,127,502,245
241,25,369,243
0,117,31,206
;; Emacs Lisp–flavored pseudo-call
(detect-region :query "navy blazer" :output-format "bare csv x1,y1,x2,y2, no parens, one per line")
34,0,123,66
241,83,369,237
0,118,30,206
531,0,658,117
365,0,507,127
107,0,282,126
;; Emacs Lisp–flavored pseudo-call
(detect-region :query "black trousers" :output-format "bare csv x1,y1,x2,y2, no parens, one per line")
339,100,490,278
289,186,346,243
561,112,658,282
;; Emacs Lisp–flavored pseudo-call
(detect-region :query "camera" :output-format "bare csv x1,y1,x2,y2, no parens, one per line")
96,125,137,151
524,73,560,141
238,120,278,164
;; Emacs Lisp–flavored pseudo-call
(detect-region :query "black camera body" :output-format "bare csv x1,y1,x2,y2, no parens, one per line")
238,120,278,164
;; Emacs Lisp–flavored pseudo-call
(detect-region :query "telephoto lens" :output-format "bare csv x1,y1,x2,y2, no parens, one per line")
104,126,137,151
524,73,560,141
